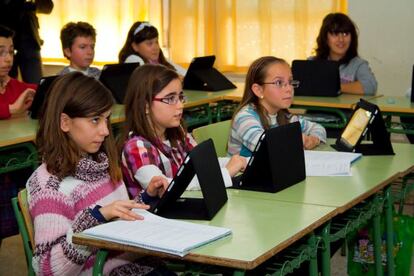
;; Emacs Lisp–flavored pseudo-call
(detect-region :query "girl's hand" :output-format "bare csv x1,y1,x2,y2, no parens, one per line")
99,200,149,221
226,155,247,177
302,134,320,150
9,88,36,115
146,175,169,198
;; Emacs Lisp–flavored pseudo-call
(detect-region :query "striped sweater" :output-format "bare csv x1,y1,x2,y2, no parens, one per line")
228,104,327,157
26,152,154,276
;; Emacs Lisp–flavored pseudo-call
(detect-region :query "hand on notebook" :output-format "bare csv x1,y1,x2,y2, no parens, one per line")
225,155,247,177
99,200,150,221
146,176,169,198
9,88,36,115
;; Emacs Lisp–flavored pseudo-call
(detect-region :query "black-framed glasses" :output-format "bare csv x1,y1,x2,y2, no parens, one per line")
153,93,187,105
261,79,300,89
0,49,17,58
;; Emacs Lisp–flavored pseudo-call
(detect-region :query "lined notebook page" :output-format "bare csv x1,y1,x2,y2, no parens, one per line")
304,150,362,176
82,209,231,257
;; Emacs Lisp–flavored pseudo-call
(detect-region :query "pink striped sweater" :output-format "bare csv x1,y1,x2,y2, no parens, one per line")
26,153,154,276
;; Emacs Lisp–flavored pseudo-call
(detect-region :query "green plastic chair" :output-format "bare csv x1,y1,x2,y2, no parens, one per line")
11,189,35,276
192,120,231,157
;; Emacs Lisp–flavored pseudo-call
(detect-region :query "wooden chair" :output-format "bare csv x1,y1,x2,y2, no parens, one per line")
192,120,231,157
11,189,35,276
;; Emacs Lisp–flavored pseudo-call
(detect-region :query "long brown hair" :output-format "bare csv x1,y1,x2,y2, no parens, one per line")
119,64,187,149
36,72,121,181
118,21,174,70
233,56,290,129
314,13,358,64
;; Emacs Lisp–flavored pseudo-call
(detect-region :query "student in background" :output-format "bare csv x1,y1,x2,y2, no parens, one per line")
0,25,36,120
228,56,327,157
313,12,377,96
59,21,100,79
119,64,245,198
0,0,54,84
118,21,186,76
27,72,173,275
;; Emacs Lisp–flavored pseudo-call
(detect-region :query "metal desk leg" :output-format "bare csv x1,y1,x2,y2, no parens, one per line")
320,223,331,276
372,195,384,276
308,234,318,276
93,250,109,276
384,186,395,276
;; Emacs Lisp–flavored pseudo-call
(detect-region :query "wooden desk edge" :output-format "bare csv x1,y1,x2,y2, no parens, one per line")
0,136,35,148
72,234,254,270
334,172,402,214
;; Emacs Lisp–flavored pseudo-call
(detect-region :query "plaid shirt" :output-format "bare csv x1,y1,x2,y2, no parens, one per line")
121,133,197,198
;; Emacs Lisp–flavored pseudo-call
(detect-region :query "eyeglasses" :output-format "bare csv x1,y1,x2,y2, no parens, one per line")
153,93,187,105
261,79,300,88
0,49,17,58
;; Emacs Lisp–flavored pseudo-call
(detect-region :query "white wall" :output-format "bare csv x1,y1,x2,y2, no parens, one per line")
348,0,414,96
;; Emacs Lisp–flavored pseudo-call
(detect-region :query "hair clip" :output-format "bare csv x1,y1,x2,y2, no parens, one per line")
134,22,152,36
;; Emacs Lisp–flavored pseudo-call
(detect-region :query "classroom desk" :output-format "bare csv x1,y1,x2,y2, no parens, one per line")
369,96,414,114
228,141,414,276
0,116,38,148
73,196,335,273
228,142,414,209
71,141,413,275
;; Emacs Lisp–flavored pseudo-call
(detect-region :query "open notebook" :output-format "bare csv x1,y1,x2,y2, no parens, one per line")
304,151,362,176
82,209,231,257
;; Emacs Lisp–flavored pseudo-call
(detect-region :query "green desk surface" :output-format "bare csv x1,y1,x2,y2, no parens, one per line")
368,96,414,114
0,116,37,147
73,196,335,270
229,142,414,213
184,86,242,108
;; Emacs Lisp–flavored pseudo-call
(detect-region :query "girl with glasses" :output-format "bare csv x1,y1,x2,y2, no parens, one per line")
313,13,377,95
0,25,36,119
119,64,246,198
228,56,327,157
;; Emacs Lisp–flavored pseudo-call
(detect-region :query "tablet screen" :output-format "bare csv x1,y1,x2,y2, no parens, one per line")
340,108,372,148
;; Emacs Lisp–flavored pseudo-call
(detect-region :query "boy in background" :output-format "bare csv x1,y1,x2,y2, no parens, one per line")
59,21,100,79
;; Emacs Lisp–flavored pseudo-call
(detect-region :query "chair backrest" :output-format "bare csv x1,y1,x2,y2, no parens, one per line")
192,120,231,157
12,188,35,276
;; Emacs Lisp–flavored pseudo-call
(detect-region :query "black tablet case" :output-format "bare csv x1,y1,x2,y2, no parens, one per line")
183,55,236,91
292,60,341,97
151,139,227,220
99,63,140,104
332,99,394,155
233,121,306,193
29,75,58,119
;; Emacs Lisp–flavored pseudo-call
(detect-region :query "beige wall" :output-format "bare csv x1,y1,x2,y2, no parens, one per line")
349,0,414,96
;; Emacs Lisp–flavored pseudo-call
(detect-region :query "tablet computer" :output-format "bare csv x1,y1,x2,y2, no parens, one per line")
332,99,394,155
292,60,341,97
29,75,58,119
233,121,306,193
151,139,227,220
99,63,140,103
183,55,236,91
